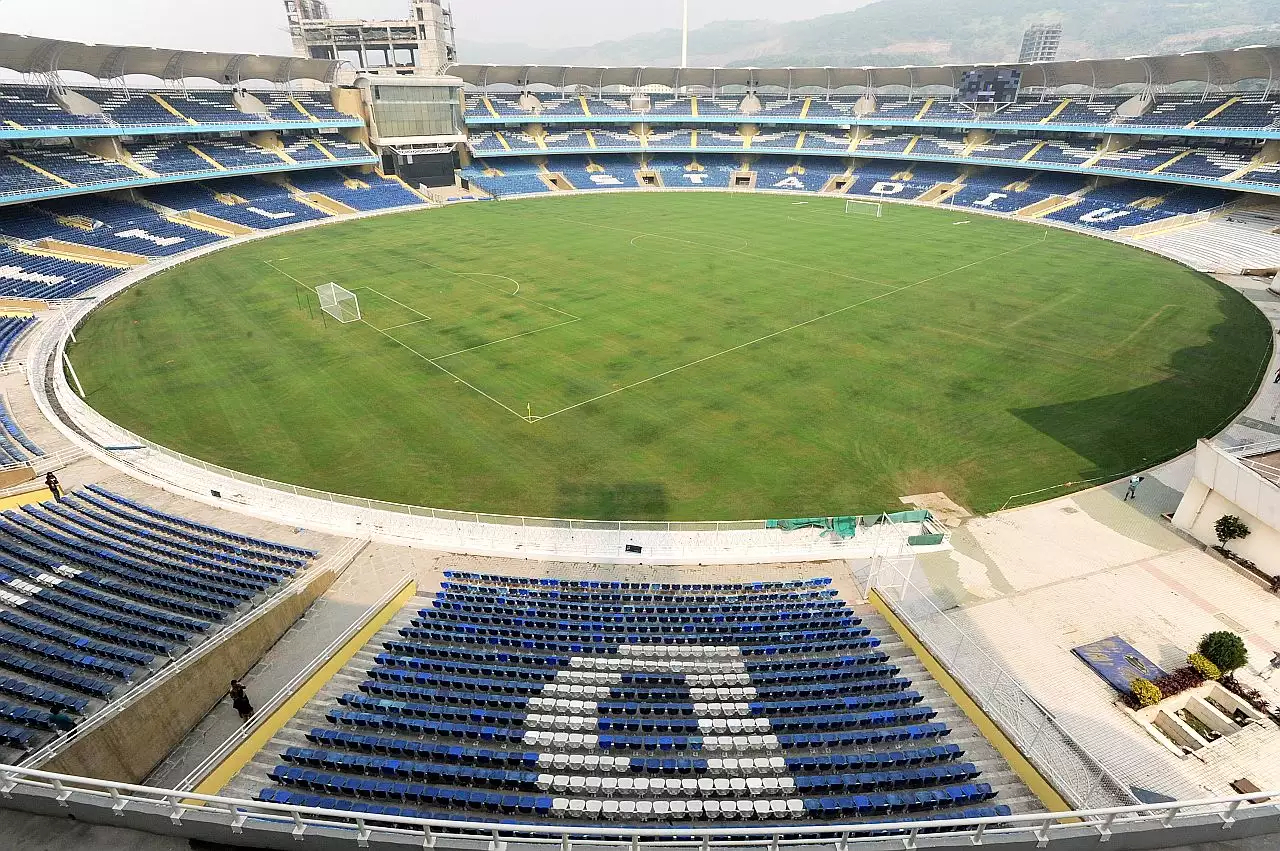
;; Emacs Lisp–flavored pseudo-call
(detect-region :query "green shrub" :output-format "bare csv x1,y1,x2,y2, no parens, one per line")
1187,652,1221,681
1198,631,1248,675
1130,678,1163,708
1214,515,1251,548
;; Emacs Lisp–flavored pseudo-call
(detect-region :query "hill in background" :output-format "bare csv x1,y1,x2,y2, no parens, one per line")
458,0,1280,68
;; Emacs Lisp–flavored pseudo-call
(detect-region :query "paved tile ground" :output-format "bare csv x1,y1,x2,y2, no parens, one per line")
918,484,1280,801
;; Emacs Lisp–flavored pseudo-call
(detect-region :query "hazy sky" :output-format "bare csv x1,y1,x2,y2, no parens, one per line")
0,0,868,53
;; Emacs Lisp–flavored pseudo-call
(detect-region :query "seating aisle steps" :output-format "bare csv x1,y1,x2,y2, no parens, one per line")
221,597,429,802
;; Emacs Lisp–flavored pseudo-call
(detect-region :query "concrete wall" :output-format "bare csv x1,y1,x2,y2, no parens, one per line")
42,569,338,783
1173,441,1280,579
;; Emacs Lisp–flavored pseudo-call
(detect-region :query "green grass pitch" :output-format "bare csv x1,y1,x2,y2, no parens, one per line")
69,193,1272,520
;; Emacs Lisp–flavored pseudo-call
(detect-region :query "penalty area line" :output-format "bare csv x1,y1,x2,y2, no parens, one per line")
429,317,583,362
359,320,530,422
377,318,433,331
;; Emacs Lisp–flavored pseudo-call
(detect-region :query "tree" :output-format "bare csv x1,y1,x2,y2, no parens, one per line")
1214,515,1251,549
1198,631,1248,678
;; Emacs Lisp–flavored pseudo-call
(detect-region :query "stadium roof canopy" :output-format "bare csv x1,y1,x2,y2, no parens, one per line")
0,32,349,84
449,44,1280,92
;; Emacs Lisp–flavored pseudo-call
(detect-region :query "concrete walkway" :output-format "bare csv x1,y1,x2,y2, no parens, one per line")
143,542,428,789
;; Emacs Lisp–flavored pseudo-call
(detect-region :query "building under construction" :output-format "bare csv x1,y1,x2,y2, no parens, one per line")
284,0,456,75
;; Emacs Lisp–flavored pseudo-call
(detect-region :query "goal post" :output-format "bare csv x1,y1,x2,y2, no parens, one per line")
844,199,883,218
316,283,361,324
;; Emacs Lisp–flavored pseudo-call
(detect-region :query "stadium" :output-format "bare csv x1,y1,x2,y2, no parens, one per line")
0,2,1277,849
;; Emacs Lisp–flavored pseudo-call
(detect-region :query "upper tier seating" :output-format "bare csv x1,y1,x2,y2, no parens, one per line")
0,485,314,756
461,92,1280,131
0,87,112,130
257,572,1006,827
260,92,352,123
0,85,351,132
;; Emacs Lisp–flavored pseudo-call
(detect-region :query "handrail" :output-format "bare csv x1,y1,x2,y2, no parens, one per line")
175,562,398,792
19,536,367,768
1,761,1278,847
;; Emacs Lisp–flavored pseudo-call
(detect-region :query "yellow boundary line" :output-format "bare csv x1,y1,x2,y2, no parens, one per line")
867,589,1073,814
190,578,417,798
0,488,54,511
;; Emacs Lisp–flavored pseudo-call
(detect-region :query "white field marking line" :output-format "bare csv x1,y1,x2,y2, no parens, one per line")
364,261,583,413
263,259,309,287
456,272,520,296
359,287,432,321
1104,304,1179,357
378,318,434,331
360,321,531,421
925,323,1152,370
558,217,897,291
265,259,528,418
404,255,579,320
530,232,1052,423
428,317,583,362
1004,289,1080,330
629,233,750,253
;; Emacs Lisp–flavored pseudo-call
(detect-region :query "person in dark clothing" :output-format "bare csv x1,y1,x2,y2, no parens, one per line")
48,706,76,736
229,680,254,722
45,472,62,502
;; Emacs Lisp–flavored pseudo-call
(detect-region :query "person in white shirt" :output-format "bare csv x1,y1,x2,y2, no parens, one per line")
1124,475,1143,502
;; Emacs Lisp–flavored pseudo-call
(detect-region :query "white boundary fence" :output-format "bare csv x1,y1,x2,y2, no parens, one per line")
852,555,1136,810
1,761,1278,851
21,205,949,563
20,184,1261,564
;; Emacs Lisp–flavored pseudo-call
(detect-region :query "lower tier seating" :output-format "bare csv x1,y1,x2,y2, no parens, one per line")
252,573,1010,827
0,486,316,757
463,154,1240,236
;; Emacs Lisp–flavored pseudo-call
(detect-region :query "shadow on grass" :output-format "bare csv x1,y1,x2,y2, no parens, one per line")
556,482,670,521
1010,286,1273,477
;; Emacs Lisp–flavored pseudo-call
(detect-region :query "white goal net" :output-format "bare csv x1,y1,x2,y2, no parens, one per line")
844,199,883,218
316,282,360,324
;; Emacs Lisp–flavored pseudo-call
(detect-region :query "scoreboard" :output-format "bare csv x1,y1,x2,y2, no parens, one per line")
958,68,1023,104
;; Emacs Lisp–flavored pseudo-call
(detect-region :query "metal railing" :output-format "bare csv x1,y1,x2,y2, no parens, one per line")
1,761,1278,850
853,556,1135,810
19,536,368,768
175,565,400,792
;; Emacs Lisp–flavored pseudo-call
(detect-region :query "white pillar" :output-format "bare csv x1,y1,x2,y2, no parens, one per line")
681,0,689,68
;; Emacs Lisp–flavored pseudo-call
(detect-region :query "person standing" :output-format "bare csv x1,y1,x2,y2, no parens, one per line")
229,680,255,722
48,705,77,738
45,471,62,502
1124,475,1143,502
